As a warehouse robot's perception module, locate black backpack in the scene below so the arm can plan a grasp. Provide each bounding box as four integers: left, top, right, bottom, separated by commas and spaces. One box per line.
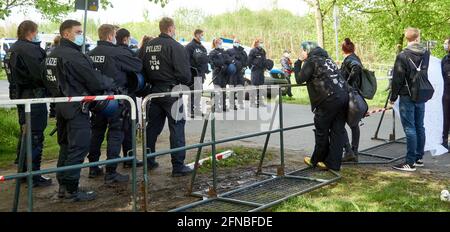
360, 68, 377, 99
405, 53, 434, 103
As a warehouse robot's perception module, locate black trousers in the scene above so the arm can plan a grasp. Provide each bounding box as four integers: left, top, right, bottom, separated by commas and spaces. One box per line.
311, 94, 348, 171
443, 94, 450, 146
16, 103, 48, 173
146, 97, 186, 171
344, 125, 360, 152
55, 103, 90, 193
87, 105, 125, 173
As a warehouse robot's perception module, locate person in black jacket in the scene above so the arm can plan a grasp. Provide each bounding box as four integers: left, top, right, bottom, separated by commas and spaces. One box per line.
340, 38, 363, 162
280, 49, 294, 98
441, 38, 450, 151
44, 20, 114, 201
248, 39, 267, 107
209, 38, 232, 112
3, 20, 51, 187
227, 38, 248, 110
295, 41, 349, 171
185, 29, 209, 117
87, 24, 143, 183
390, 28, 428, 172
139, 17, 193, 177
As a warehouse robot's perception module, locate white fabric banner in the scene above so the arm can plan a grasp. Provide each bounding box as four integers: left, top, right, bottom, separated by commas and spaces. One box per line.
394, 56, 448, 156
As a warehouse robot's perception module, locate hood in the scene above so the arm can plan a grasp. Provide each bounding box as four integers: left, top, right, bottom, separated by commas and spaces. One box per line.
405, 43, 427, 56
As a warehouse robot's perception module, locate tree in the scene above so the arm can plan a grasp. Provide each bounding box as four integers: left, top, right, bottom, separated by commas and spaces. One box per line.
304, 0, 336, 48
0, 0, 169, 21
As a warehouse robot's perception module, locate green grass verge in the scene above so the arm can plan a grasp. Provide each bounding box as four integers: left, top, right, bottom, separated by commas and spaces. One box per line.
0, 108, 59, 169
0, 70, 6, 80
274, 167, 450, 212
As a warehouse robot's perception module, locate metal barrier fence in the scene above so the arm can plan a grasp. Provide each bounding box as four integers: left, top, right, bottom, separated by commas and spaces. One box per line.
0, 95, 138, 212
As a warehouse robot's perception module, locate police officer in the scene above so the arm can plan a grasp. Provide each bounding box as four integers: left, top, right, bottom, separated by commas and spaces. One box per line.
139, 17, 193, 176
209, 38, 232, 112
87, 24, 143, 182
185, 29, 209, 117
442, 38, 450, 150
227, 38, 248, 110
44, 20, 114, 201
295, 41, 349, 172
248, 39, 267, 107
116, 28, 136, 56
3, 20, 51, 187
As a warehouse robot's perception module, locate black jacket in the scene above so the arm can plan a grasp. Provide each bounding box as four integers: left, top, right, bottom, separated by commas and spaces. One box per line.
209, 47, 232, 86
340, 53, 362, 89
295, 47, 348, 112
139, 33, 191, 93
390, 43, 429, 102
88, 41, 142, 92
248, 47, 266, 70
44, 38, 114, 98
3, 39, 46, 99
185, 39, 209, 76
227, 45, 248, 73
117, 43, 137, 57
442, 53, 450, 92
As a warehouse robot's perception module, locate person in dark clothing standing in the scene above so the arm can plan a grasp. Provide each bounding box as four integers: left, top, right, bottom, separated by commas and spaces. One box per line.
3, 20, 51, 187
248, 39, 267, 107
209, 38, 233, 112
441, 38, 450, 151
116, 28, 136, 56
390, 28, 428, 172
280, 49, 294, 98
185, 29, 209, 117
340, 38, 363, 162
44, 20, 114, 201
295, 41, 349, 171
87, 24, 142, 183
227, 38, 248, 110
139, 17, 193, 177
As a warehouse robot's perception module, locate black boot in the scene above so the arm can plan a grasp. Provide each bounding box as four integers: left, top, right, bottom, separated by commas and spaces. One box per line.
88, 166, 104, 179
342, 145, 358, 162
105, 171, 129, 184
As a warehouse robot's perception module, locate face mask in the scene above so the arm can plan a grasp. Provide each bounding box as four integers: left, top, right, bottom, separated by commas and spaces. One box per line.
199, 36, 205, 42
445, 44, 449, 51
74, 34, 85, 46
233, 42, 240, 48
217, 44, 223, 49
32, 34, 41, 43
112, 37, 117, 45
259, 43, 264, 49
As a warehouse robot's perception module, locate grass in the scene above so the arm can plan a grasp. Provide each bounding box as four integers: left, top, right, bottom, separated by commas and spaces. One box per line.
0, 70, 6, 80
0, 108, 59, 169
274, 167, 450, 212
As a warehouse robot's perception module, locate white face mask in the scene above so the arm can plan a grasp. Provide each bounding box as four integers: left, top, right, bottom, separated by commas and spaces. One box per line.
233, 42, 240, 48
217, 43, 223, 49
445, 43, 449, 52
259, 43, 264, 49
112, 37, 117, 45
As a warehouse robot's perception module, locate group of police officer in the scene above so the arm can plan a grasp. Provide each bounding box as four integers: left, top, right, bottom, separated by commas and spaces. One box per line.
4, 17, 206, 202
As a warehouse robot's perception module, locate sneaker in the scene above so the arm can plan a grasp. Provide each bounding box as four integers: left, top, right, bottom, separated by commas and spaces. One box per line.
32, 175, 52, 188
304, 157, 328, 170
88, 167, 104, 179
65, 189, 96, 202
172, 165, 193, 177
58, 185, 66, 199
104, 172, 129, 184
415, 159, 424, 167
392, 163, 416, 172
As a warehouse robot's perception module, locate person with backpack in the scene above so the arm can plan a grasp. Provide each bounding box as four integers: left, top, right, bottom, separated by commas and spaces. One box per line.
340, 38, 363, 162
441, 38, 450, 151
295, 41, 349, 172
390, 28, 433, 172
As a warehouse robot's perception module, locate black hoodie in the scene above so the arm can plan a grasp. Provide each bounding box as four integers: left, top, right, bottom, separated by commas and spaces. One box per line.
295, 47, 348, 112
391, 43, 429, 102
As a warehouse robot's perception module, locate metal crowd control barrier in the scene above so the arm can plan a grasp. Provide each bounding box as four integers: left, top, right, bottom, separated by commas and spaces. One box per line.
140, 84, 339, 212
0, 95, 138, 212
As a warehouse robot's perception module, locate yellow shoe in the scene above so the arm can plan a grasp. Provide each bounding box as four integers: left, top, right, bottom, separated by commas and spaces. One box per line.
304, 157, 313, 167
304, 157, 328, 170
316, 162, 328, 170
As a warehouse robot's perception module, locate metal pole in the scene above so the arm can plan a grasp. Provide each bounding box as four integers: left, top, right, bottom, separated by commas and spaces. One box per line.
209, 92, 217, 197
25, 103, 33, 212
333, 4, 339, 62
372, 91, 391, 141
141, 102, 149, 212
278, 88, 285, 176
12, 125, 27, 212
82, 0, 88, 54
131, 118, 137, 212
257, 100, 279, 173
188, 111, 210, 194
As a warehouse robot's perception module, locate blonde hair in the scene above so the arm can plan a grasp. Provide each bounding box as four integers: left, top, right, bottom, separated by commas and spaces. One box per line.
405, 27, 420, 43
98, 24, 116, 41
252, 38, 263, 48
211, 38, 222, 49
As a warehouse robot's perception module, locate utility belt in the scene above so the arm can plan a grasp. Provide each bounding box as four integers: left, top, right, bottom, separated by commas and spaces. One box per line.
151, 84, 178, 94
18, 87, 46, 99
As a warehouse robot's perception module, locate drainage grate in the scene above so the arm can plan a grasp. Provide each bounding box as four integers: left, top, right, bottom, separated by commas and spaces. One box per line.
178, 199, 257, 212
222, 177, 321, 205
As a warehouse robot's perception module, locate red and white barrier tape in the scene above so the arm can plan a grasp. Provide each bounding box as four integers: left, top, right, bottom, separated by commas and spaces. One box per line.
186, 150, 234, 169
0, 176, 5, 182
365, 107, 393, 117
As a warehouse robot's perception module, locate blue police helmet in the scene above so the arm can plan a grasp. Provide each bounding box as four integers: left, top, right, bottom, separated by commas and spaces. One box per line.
90, 99, 119, 118
226, 63, 237, 75
270, 69, 284, 75
127, 73, 146, 93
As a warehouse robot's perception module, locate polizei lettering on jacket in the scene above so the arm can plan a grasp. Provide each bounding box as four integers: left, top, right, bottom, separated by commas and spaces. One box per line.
90, 55, 105, 63
146, 45, 162, 53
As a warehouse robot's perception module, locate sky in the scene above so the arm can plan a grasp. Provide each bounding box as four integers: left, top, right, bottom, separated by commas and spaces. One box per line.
1, 0, 310, 25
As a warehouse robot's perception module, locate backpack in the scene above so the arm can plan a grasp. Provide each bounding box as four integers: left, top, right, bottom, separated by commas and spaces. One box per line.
405, 53, 434, 103
360, 68, 377, 99
347, 87, 368, 127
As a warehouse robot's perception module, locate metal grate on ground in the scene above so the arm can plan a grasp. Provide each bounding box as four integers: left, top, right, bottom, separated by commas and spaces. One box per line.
171, 167, 340, 212
344, 139, 407, 165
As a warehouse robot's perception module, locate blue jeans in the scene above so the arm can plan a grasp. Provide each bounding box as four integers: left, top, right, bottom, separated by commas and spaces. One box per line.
399, 96, 425, 165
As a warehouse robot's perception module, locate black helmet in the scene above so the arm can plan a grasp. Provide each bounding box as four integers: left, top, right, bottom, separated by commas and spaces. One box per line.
127, 72, 145, 94
265, 59, 274, 70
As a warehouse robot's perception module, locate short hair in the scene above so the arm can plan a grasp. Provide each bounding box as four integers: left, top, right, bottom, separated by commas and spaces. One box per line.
405, 27, 420, 43
59, 20, 82, 36
53, 35, 61, 46
116, 28, 131, 45
159, 17, 175, 33
17, 20, 38, 40
342, 38, 355, 54
301, 41, 319, 54
194, 29, 204, 37
98, 24, 116, 41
